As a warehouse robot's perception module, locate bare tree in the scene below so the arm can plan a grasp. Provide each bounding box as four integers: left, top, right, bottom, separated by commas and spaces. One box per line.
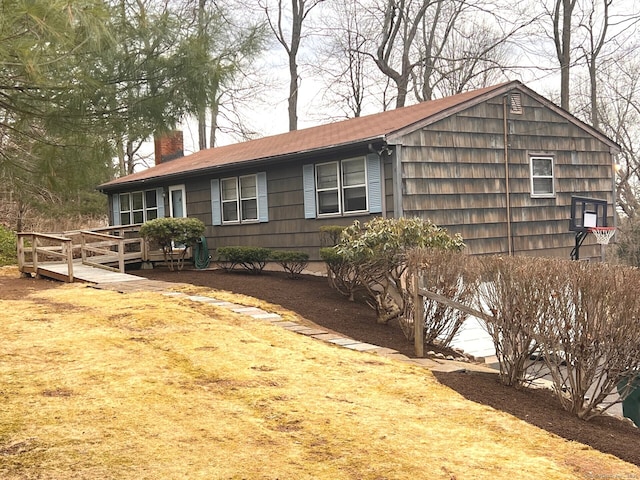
597, 55, 640, 219
315, 0, 373, 118
579, 0, 611, 129
369, 0, 432, 108
261, 0, 325, 131
551, 0, 579, 110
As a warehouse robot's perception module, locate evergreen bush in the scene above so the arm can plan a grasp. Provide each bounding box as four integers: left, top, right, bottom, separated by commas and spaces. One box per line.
0, 225, 17, 266
139, 217, 205, 270
216, 246, 272, 273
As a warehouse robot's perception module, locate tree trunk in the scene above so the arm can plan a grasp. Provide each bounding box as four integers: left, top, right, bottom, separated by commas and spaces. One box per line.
198, 108, 207, 150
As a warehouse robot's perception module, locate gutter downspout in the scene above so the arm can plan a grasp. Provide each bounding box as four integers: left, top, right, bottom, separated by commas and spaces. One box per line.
503, 96, 513, 256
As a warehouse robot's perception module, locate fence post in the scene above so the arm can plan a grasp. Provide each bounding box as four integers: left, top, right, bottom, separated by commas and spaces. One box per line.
65, 239, 74, 282
118, 237, 125, 272
414, 268, 424, 358
32, 235, 39, 276
17, 234, 25, 272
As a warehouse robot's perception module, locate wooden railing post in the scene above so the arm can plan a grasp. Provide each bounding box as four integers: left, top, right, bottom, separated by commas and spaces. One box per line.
118, 237, 125, 273
413, 269, 424, 358
32, 235, 39, 276
64, 239, 74, 282
81, 233, 87, 265
17, 234, 25, 272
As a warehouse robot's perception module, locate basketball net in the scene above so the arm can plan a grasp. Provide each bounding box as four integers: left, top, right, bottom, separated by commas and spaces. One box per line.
589, 227, 616, 245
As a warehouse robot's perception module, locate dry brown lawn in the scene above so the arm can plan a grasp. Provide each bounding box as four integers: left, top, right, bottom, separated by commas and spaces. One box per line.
1, 266, 638, 479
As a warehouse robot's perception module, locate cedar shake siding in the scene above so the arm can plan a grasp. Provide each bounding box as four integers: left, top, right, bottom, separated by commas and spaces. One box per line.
99, 81, 619, 264
395, 93, 615, 258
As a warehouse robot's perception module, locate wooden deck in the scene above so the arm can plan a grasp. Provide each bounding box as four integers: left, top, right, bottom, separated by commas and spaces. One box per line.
39, 261, 145, 284
16, 225, 168, 283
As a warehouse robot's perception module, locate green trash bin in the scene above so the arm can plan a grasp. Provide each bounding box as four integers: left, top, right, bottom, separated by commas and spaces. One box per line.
617, 373, 640, 427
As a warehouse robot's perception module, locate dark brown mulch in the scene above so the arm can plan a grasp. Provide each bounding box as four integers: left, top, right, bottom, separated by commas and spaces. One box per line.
133, 266, 640, 467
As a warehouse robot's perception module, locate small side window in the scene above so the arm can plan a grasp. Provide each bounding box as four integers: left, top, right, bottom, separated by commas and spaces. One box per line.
530, 156, 555, 197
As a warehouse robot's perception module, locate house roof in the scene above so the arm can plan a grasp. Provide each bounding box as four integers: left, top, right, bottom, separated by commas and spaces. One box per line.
99, 80, 619, 191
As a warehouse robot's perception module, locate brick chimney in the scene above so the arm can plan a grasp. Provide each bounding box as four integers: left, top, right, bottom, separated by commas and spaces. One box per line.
154, 130, 184, 165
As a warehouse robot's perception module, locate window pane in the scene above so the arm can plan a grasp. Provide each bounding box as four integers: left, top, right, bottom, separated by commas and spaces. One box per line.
318, 190, 339, 214
316, 163, 338, 189
533, 178, 553, 195
221, 178, 238, 201
120, 213, 130, 225
240, 176, 256, 198
222, 202, 238, 222
532, 158, 552, 176
132, 191, 144, 210
342, 158, 365, 186
119, 194, 130, 212
344, 187, 367, 211
145, 190, 157, 208
241, 199, 258, 220
146, 209, 158, 220
133, 211, 144, 223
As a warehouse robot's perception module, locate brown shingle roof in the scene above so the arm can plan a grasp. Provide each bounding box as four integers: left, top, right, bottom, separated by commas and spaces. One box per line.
100, 81, 518, 190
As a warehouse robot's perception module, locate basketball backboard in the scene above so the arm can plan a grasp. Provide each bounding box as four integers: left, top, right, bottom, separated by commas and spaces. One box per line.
569, 196, 608, 232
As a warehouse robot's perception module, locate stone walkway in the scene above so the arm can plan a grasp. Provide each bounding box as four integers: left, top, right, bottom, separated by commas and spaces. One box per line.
91, 277, 496, 374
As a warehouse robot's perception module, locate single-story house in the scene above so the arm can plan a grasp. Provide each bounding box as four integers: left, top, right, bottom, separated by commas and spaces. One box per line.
98, 80, 619, 264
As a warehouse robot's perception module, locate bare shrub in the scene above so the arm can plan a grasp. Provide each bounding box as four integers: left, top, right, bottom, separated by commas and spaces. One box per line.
403, 249, 478, 346
534, 261, 640, 420
336, 217, 464, 325
476, 256, 552, 388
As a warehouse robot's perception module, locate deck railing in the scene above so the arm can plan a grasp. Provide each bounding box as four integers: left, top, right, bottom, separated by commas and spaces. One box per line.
80, 227, 144, 273
17, 232, 76, 282
17, 224, 146, 281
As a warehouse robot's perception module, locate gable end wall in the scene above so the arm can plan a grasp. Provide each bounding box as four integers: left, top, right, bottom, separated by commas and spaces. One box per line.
398, 92, 615, 259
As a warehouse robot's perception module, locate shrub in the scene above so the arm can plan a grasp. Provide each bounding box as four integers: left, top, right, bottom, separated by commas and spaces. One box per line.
319, 247, 361, 300
475, 255, 552, 388
335, 217, 464, 324
270, 250, 309, 279
533, 261, 640, 420
0, 225, 17, 266
405, 249, 478, 346
319, 225, 345, 246
139, 217, 205, 271
216, 246, 272, 273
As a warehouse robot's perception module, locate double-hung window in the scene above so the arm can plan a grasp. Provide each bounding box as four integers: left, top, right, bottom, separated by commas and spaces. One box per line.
118, 189, 160, 225
220, 175, 259, 223
211, 172, 268, 225
530, 156, 555, 197
315, 157, 367, 216
303, 154, 382, 219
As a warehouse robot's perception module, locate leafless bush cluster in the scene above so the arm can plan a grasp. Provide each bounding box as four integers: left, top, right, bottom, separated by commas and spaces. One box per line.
475, 256, 550, 388
475, 256, 640, 420
404, 249, 477, 345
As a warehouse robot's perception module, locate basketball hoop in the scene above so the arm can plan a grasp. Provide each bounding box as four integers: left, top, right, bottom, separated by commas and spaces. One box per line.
588, 226, 616, 245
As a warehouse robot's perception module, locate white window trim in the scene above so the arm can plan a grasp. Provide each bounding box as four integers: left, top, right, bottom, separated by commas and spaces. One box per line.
315, 157, 368, 217
529, 155, 555, 198
119, 189, 160, 224
169, 184, 187, 218
239, 174, 259, 222
316, 161, 341, 216
342, 157, 369, 214
221, 177, 240, 224
220, 174, 260, 224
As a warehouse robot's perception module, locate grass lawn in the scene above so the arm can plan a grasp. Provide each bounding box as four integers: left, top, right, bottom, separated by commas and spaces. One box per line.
1, 267, 638, 479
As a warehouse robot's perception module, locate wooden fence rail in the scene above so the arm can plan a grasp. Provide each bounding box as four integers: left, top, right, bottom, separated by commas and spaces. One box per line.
17, 224, 147, 282
17, 232, 75, 282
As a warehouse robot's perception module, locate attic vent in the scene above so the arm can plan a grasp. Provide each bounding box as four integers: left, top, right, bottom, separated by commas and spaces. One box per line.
510, 93, 523, 114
